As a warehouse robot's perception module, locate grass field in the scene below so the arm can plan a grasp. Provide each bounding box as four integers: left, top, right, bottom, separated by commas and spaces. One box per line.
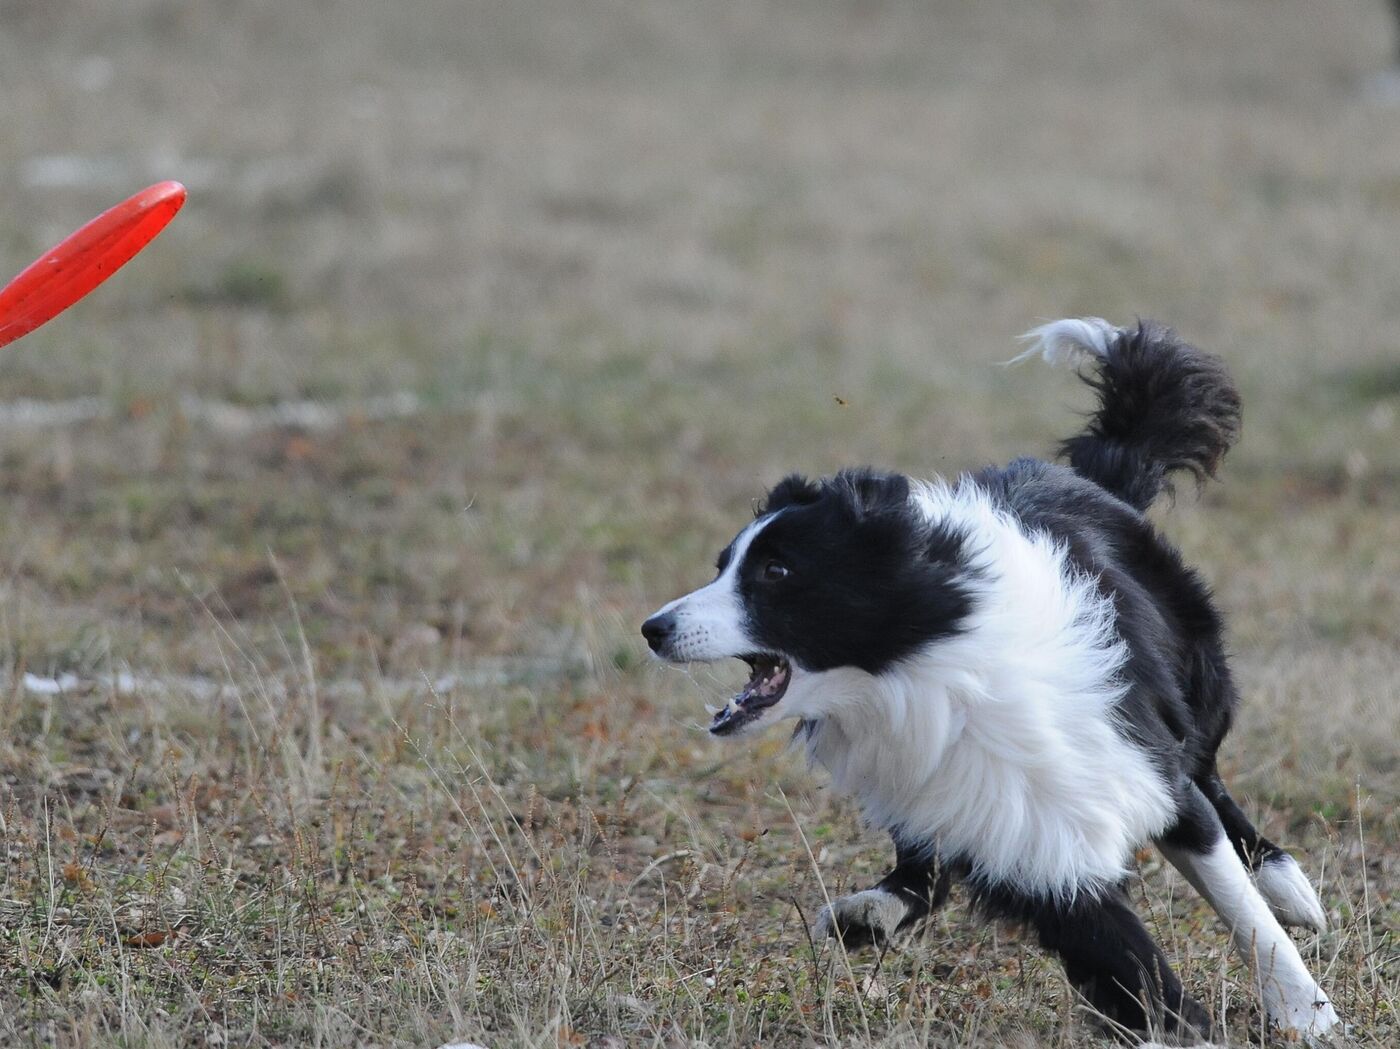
1, 1, 1398, 1045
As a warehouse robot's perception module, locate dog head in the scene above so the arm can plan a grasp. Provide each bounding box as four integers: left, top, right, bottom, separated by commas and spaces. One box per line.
642, 468, 972, 736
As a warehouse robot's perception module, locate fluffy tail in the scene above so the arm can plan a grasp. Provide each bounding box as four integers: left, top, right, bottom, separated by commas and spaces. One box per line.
1014, 317, 1241, 511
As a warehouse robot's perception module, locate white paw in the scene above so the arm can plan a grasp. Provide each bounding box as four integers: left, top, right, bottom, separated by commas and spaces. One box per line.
812, 889, 909, 947
1254, 854, 1327, 932
1267, 992, 1341, 1044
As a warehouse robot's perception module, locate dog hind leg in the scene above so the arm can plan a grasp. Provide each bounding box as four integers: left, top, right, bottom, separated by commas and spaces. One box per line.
1198, 768, 1327, 931
1158, 784, 1338, 1038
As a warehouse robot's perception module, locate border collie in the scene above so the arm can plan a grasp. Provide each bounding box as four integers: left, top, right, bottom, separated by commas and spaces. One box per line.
642, 318, 1339, 1041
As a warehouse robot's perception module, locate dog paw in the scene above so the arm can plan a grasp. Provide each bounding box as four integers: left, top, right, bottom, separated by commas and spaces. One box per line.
812, 889, 909, 949
1268, 994, 1341, 1044
1254, 853, 1327, 932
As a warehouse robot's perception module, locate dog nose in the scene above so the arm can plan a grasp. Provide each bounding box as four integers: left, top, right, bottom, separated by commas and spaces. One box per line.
641, 612, 676, 654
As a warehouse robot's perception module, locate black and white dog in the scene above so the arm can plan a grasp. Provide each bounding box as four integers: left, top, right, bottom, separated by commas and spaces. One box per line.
642, 318, 1339, 1041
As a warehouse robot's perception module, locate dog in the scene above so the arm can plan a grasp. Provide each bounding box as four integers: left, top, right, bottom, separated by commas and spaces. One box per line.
641, 318, 1339, 1041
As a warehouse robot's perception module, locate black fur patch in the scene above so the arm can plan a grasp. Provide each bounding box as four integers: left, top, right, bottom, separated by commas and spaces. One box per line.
738, 468, 972, 674
971, 876, 1213, 1038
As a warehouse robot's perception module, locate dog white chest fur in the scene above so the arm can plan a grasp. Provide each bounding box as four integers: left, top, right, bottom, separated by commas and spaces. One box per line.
795, 481, 1177, 895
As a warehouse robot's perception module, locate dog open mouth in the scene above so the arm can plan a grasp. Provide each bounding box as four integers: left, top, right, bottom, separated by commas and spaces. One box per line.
708, 654, 791, 735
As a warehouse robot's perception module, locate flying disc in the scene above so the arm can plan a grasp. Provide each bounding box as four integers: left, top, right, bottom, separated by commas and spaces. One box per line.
0, 180, 186, 349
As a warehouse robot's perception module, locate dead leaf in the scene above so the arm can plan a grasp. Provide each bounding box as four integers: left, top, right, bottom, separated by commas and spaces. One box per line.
61, 862, 93, 890
125, 929, 174, 948
283, 435, 316, 462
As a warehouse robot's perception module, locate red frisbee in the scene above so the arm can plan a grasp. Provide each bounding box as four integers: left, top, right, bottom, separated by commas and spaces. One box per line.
0, 180, 186, 349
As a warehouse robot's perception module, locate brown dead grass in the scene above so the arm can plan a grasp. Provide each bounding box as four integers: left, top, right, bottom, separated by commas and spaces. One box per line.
0, 1, 1397, 1046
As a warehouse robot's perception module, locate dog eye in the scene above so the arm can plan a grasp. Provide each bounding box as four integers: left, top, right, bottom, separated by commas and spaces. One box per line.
761, 559, 791, 582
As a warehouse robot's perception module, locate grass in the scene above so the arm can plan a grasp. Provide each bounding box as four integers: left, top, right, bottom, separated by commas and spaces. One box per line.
1, 1, 1398, 1045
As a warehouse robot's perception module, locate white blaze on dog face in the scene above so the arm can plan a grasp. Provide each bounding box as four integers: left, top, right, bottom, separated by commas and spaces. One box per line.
647, 515, 769, 662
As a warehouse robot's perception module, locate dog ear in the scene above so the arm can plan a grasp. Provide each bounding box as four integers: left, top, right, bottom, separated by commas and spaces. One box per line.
760, 473, 821, 515
830, 469, 910, 520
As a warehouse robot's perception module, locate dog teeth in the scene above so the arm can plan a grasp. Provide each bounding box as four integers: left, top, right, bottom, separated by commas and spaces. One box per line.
754, 666, 787, 697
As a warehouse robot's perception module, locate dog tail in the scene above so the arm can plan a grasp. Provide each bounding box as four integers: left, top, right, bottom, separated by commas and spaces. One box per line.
1013, 317, 1241, 511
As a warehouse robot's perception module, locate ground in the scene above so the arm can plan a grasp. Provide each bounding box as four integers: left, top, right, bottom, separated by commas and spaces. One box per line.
0, 1, 1397, 1046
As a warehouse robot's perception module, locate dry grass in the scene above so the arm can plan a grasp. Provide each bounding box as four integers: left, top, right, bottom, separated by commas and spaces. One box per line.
0, 1, 1397, 1046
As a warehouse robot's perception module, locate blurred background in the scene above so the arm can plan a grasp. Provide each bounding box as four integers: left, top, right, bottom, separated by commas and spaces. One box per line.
0, 2, 1397, 1047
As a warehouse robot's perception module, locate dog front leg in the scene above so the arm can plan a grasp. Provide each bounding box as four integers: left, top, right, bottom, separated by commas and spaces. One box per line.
813, 839, 950, 949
